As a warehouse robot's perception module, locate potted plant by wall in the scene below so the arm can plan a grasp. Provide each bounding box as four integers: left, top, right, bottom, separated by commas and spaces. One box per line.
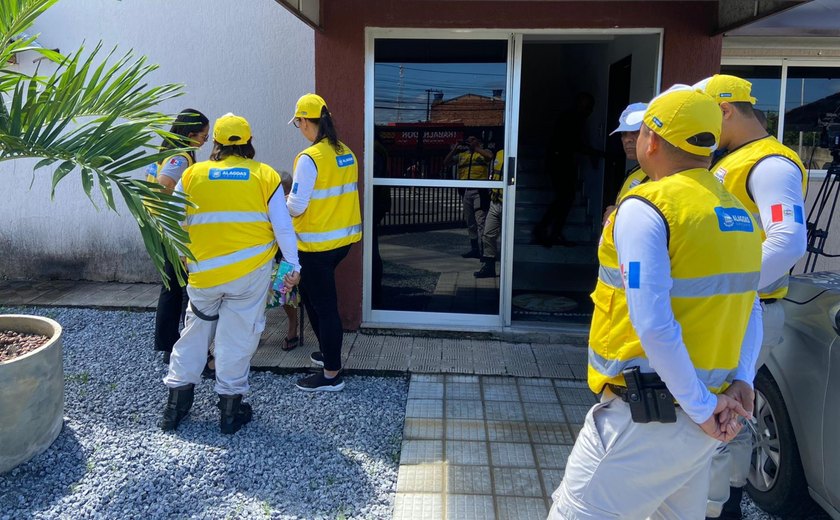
0, 0, 193, 472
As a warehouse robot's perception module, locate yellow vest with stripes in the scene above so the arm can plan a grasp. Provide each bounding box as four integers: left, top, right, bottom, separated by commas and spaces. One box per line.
145, 152, 193, 183
712, 136, 807, 299
490, 149, 504, 202
457, 151, 490, 180
181, 156, 280, 289
615, 165, 649, 204
293, 140, 362, 253
588, 168, 762, 395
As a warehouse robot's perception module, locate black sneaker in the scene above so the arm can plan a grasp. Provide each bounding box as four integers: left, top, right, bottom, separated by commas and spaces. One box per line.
296, 372, 345, 392
310, 351, 325, 367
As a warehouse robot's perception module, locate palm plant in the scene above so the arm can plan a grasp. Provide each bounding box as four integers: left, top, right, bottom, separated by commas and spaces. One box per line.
0, 0, 194, 286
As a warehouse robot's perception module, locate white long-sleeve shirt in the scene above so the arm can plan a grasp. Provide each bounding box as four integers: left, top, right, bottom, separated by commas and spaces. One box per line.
286, 154, 317, 217
614, 197, 762, 424
747, 156, 808, 291
173, 178, 301, 273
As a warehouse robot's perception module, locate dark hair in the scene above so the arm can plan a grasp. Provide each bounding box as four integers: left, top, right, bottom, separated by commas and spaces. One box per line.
731, 101, 756, 117
306, 106, 344, 153
210, 140, 256, 161
161, 109, 209, 159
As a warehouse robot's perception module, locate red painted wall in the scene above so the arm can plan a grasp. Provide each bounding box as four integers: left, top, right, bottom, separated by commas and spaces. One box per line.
315, 1, 722, 329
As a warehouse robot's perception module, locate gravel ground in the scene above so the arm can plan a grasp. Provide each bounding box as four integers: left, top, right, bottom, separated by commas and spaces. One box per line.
0, 307, 407, 520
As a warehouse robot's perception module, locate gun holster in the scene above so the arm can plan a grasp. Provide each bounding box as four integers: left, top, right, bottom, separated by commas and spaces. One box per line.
620, 367, 677, 424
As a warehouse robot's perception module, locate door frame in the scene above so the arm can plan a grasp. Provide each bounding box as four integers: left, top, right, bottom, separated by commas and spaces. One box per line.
362, 27, 664, 330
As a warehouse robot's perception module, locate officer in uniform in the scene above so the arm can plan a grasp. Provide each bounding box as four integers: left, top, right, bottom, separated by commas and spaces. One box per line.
160, 113, 300, 435
697, 75, 808, 520
475, 148, 504, 279
444, 135, 493, 258
602, 102, 649, 224
548, 86, 762, 519
287, 93, 362, 392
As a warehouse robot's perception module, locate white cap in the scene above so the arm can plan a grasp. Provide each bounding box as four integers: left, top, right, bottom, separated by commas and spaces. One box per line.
610, 102, 648, 135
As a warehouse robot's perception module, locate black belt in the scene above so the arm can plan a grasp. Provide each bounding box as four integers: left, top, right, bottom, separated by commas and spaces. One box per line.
760, 298, 778, 304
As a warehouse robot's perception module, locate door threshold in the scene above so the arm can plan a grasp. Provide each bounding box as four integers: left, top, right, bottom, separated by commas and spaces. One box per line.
359, 321, 587, 345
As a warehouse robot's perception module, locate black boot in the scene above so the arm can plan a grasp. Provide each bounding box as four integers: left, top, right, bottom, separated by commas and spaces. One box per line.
159, 384, 194, 431
474, 258, 496, 278
218, 394, 253, 435
461, 239, 481, 259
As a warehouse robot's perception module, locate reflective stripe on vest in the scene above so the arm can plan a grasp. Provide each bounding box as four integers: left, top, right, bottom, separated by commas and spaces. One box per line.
588, 350, 734, 390
598, 266, 759, 296
188, 241, 275, 273
186, 211, 269, 226
311, 182, 358, 200
599, 266, 622, 289
297, 224, 363, 244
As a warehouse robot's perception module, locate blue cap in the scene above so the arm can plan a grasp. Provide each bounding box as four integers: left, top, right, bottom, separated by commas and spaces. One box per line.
610, 102, 648, 135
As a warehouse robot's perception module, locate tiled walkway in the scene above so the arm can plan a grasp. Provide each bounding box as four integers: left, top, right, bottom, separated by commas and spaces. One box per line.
395, 374, 597, 520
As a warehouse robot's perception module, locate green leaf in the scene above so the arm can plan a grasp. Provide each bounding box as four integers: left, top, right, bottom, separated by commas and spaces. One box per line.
50, 160, 75, 199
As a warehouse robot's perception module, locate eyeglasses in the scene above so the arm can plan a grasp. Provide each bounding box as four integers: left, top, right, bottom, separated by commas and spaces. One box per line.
292, 118, 301, 129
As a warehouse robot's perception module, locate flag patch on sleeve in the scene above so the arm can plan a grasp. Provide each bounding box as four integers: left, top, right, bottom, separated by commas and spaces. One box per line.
621, 262, 641, 289
770, 204, 804, 224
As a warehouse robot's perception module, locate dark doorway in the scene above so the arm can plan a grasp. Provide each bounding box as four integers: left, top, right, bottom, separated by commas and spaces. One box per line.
604, 55, 632, 209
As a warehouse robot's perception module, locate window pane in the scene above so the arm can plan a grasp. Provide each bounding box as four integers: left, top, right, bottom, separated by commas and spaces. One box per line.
720, 65, 782, 136
372, 186, 501, 315
784, 66, 840, 170
373, 39, 507, 180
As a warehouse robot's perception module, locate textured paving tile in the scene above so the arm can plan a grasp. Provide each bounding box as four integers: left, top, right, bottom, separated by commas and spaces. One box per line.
534, 444, 573, 469
406, 399, 444, 419
408, 381, 445, 400
403, 418, 444, 440
517, 377, 554, 387
493, 467, 543, 497
490, 442, 536, 468
413, 374, 445, 383
540, 469, 565, 497
446, 465, 492, 494
446, 382, 481, 400
446, 494, 496, 520
562, 404, 591, 424
400, 440, 444, 465
528, 423, 575, 445
555, 385, 598, 405
446, 441, 489, 466
481, 376, 517, 385
496, 496, 548, 520
483, 384, 521, 402
539, 363, 576, 379
523, 402, 566, 423
519, 384, 560, 403
446, 400, 484, 420
397, 463, 445, 493
445, 419, 487, 441
485, 401, 525, 422
393, 493, 443, 520
446, 374, 480, 383
486, 421, 531, 443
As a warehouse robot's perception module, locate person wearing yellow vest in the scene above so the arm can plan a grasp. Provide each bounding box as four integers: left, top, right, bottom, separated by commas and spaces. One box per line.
601, 102, 650, 225
474, 148, 504, 278
146, 109, 209, 365
548, 86, 762, 520
160, 113, 301, 434
696, 74, 808, 520
287, 94, 362, 392
444, 135, 493, 258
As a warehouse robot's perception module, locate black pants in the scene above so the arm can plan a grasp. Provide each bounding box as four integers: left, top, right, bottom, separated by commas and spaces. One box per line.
153, 257, 187, 353
299, 244, 351, 371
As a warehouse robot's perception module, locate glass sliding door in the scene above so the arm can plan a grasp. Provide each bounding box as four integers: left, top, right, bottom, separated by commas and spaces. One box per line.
365, 35, 513, 327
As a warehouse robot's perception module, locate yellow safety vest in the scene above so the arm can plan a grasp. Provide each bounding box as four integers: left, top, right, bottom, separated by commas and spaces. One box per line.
292, 140, 362, 253
181, 156, 280, 289
615, 165, 649, 204
712, 136, 807, 299
588, 168, 762, 395
457, 151, 490, 180
490, 149, 504, 203
145, 152, 193, 184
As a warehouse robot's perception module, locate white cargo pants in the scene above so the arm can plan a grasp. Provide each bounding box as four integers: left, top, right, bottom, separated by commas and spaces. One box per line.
548, 391, 721, 520
706, 300, 784, 517
163, 261, 272, 396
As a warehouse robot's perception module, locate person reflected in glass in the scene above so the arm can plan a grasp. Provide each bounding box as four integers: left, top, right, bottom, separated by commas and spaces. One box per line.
443, 135, 493, 258
475, 148, 504, 278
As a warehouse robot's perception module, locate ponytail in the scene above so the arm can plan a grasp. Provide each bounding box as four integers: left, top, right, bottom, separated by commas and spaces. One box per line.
308, 106, 343, 153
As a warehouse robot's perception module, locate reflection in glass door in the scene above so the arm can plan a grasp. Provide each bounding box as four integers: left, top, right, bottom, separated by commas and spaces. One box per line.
367, 37, 510, 325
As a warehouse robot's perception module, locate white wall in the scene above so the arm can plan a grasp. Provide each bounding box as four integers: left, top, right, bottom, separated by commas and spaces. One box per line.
1, 0, 314, 282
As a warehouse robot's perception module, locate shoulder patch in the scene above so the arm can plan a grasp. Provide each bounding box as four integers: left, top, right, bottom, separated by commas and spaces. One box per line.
714, 206, 754, 232
209, 167, 250, 181
336, 154, 355, 168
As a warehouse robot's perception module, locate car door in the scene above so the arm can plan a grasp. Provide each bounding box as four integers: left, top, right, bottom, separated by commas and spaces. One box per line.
823, 332, 840, 513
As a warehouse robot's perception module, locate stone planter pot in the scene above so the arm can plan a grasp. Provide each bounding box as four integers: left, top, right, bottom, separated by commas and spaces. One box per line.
0, 314, 64, 474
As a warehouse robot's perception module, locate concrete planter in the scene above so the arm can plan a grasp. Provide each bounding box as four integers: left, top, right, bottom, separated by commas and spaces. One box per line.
0, 315, 64, 474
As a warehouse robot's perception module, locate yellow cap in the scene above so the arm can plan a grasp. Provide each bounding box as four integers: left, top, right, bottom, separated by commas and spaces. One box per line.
695, 74, 757, 105
643, 85, 722, 157
290, 93, 328, 124
213, 113, 252, 145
